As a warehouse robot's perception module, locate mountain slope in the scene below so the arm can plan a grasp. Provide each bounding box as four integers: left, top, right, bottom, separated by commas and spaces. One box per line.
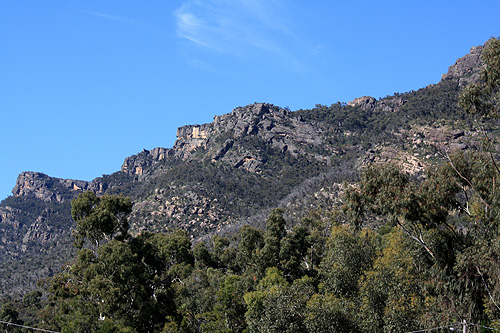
0, 42, 489, 299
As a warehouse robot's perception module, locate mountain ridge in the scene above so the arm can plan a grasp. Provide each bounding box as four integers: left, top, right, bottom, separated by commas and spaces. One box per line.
0, 41, 489, 298
8, 42, 486, 202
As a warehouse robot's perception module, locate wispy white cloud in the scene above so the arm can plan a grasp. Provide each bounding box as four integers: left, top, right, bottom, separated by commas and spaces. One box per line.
79, 9, 138, 25
173, 0, 315, 72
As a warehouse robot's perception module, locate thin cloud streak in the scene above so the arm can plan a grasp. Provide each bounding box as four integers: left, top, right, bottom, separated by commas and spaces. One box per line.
79, 9, 139, 25
175, 10, 219, 50
173, 0, 315, 73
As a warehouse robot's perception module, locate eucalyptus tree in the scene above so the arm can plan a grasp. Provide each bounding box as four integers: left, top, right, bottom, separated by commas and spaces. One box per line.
71, 191, 133, 250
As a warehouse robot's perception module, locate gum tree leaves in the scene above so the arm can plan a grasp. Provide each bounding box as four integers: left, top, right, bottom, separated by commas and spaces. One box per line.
71, 191, 133, 248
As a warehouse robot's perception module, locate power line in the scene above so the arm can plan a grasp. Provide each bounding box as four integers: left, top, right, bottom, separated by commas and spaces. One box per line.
469, 323, 494, 330
406, 323, 461, 332
406, 321, 495, 333
0, 320, 60, 333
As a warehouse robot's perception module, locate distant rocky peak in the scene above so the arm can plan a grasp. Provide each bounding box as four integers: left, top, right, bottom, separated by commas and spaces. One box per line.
174, 103, 288, 144
347, 96, 377, 110
13, 172, 85, 202
120, 102, 323, 178
441, 44, 484, 85
12, 171, 106, 202
232, 103, 286, 117
212, 103, 288, 126
121, 147, 172, 177
347, 95, 406, 112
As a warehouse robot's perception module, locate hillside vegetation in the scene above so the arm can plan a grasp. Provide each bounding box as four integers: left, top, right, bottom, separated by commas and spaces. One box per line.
0, 37, 499, 332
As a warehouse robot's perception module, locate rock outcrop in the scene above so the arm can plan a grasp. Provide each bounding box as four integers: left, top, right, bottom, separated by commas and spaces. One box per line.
13, 172, 87, 202
347, 96, 377, 110
121, 148, 172, 178
347, 95, 406, 112
121, 103, 327, 177
12, 171, 107, 202
441, 44, 484, 86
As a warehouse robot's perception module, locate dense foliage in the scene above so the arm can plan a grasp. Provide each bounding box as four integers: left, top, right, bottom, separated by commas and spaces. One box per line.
18, 181, 500, 332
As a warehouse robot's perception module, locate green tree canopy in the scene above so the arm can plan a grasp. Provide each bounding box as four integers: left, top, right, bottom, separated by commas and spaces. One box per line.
71, 191, 133, 249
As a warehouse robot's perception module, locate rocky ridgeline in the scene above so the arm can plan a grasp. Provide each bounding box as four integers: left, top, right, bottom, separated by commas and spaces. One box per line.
441, 44, 484, 86
122, 103, 326, 178
119, 102, 333, 236
120, 147, 172, 179
347, 95, 407, 112
9, 42, 488, 204
6, 40, 488, 236
0, 172, 95, 251
0, 40, 493, 298
6, 102, 331, 244
347, 43, 485, 113
0, 172, 105, 258
11, 171, 107, 203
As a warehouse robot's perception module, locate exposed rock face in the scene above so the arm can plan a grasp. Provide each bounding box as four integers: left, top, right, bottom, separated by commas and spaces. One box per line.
441, 45, 484, 86
361, 146, 426, 176
360, 124, 479, 176
347, 96, 406, 112
347, 96, 377, 110
22, 216, 55, 248
12, 171, 107, 202
130, 188, 226, 235
121, 148, 172, 177
117, 103, 334, 236
0, 206, 21, 228
13, 172, 87, 202
121, 103, 326, 178
209, 103, 323, 158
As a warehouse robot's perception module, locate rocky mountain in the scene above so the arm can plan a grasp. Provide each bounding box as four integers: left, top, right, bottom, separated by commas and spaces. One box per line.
0, 42, 493, 299
441, 44, 484, 85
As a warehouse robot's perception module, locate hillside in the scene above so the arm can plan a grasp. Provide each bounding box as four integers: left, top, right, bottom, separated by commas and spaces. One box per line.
0, 41, 490, 299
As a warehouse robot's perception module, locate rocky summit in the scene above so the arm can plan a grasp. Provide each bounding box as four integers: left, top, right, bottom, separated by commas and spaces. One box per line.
0, 41, 493, 298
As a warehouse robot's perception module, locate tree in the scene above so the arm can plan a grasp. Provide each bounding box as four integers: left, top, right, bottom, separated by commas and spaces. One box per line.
244, 272, 315, 333
236, 225, 264, 274
243, 267, 288, 332
211, 234, 239, 270
203, 274, 248, 332
0, 303, 24, 332
358, 229, 425, 332
319, 225, 378, 298
173, 268, 224, 332
450, 36, 500, 326
257, 276, 314, 333
71, 191, 133, 249
344, 164, 459, 260
339, 39, 500, 329
44, 194, 196, 332
279, 225, 311, 280
305, 293, 360, 333
259, 208, 286, 271
193, 241, 216, 268
339, 40, 500, 327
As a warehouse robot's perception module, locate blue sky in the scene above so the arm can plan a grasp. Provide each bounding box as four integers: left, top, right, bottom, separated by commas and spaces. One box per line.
1, 1, 499, 201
